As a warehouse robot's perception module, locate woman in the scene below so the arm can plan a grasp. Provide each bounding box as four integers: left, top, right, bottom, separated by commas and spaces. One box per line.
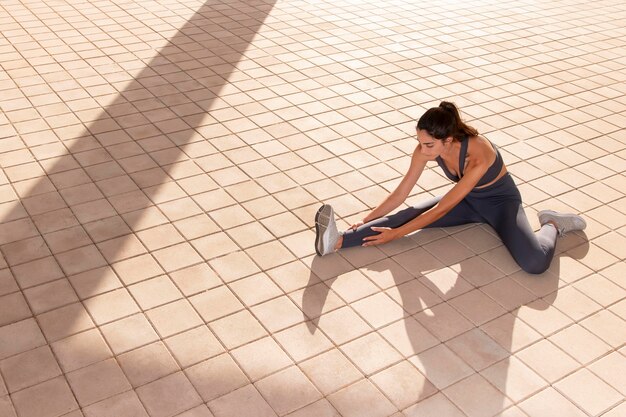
314, 101, 586, 274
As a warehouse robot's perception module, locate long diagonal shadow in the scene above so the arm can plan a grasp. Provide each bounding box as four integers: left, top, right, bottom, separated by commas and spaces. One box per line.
1, 0, 275, 409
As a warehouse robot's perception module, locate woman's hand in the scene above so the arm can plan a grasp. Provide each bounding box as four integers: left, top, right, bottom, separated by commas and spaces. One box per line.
362, 227, 400, 246
350, 220, 365, 230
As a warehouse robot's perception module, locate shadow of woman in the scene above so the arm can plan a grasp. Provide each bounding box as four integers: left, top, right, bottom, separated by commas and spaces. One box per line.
302, 227, 590, 415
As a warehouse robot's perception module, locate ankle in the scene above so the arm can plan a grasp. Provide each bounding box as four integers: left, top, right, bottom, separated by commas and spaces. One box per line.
543, 220, 558, 231
334, 235, 343, 250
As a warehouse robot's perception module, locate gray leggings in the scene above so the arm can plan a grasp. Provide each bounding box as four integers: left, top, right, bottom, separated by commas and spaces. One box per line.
341, 174, 557, 274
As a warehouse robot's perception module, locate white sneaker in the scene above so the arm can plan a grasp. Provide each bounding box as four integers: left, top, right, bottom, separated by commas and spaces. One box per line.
538, 210, 586, 236
315, 204, 340, 256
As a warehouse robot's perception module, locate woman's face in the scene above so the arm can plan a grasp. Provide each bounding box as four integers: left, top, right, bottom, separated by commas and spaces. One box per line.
417, 129, 448, 159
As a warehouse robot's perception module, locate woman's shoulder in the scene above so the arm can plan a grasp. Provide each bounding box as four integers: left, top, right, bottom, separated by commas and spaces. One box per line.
467, 135, 494, 151
466, 135, 496, 163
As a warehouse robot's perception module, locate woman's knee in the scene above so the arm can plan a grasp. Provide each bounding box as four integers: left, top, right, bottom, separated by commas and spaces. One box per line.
517, 254, 551, 275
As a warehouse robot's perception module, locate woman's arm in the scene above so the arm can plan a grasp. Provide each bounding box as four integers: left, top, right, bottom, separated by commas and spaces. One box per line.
358, 146, 428, 225
363, 139, 492, 245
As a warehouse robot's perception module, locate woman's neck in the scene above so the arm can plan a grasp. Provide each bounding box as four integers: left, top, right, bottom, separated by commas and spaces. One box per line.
440, 139, 461, 162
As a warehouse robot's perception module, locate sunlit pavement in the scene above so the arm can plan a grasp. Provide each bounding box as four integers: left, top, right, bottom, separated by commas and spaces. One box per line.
0, 0, 625, 416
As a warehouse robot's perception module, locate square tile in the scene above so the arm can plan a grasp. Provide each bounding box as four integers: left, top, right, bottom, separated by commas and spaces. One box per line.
515, 299, 572, 336
11, 256, 65, 289
209, 251, 260, 282
137, 223, 184, 251
185, 354, 248, 402
97, 234, 147, 264
481, 278, 537, 311
274, 322, 334, 362
190, 232, 239, 260
83, 288, 139, 325
174, 214, 219, 240
410, 343, 474, 390
67, 266, 123, 299
580, 309, 626, 348
169, 263, 222, 297
82, 391, 148, 417
299, 349, 363, 396
449, 289, 507, 326
549, 324, 611, 364
189, 286, 243, 323
24, 279, 78, 315
480, 313, 542, 353
250, 296, 303, 333
111, 254, 164, 285
66, 358, 131, 407
316, 306, 371, 345
290, 282, 345, 321
136, 372, 203, 417
554, 368, 622, 416
37, 302, 95, 342
255, 366, 322, 415
146, 299, 203, 338
227, 222, 274, 249
11, 376, 78, 417
208, 384, 276, 417
481, 357, 547, 403
209, 310, 267, 350
246, 241, 296, 270
100, 313, 160, 355
118, 342, 180, 387
284, 399, 342, 417
414, 302, 474, 342
403, 392, 465, 417
325, 270, 379, 304
164, 326, 224, 369
231, 337, 292, 381
444, 373, 512, 417
0, 318, 46, 360
153, 242, 203, 273
588, 351, 626, 395
128, 275, 183, 310
51, 329, 112, 372
370, 361, 436, 409
0, 346, 62, 393
340, 332, 402, 375
573, 273, 625, 306
2, 236, 51, 266
518, 387, 590, 417
229, 273, 282, 306
378, 317, 439, 357
0, 292, 31, 326
385, 279, 443, 314
55, 245, 107, 276
327, 379, 396, 417
174, 405, 214, 417
346, 298, 405, 341
446, 328, 509, 371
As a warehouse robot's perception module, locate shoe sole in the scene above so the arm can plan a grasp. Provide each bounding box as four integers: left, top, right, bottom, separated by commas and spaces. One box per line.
314, 204, 331, 256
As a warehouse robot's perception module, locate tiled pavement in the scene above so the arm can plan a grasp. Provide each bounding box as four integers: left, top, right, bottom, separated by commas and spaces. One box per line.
0, 0, 625, 416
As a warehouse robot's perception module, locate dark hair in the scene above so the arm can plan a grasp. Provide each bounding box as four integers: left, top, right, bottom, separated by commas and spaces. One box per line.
416, 101, 478, 141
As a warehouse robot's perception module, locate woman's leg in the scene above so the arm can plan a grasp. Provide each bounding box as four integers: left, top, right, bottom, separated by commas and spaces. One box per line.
472, 176, 558, 274
488, 201, 557, 274
341, 195, 483, 248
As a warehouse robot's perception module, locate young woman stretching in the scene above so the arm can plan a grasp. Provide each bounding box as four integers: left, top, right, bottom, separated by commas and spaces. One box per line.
314, 102, 586, 274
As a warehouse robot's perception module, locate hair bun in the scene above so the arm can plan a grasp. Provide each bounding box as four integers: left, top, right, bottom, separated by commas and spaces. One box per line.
439, 101, 456, 113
